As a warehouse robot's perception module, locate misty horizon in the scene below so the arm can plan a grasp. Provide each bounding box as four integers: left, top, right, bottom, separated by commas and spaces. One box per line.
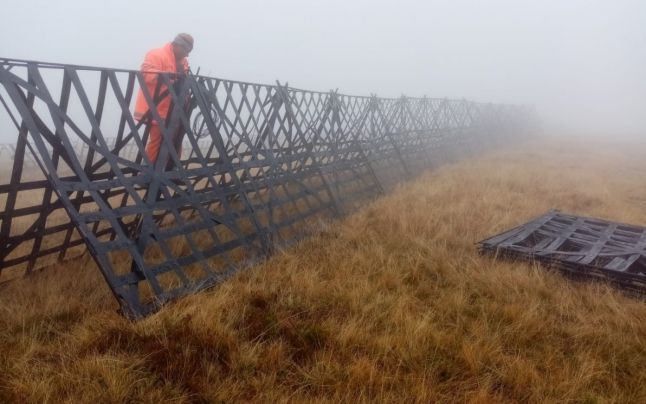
1, 0, 645, 137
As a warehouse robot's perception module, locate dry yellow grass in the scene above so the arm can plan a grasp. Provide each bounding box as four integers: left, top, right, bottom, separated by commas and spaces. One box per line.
1, 135, 645, 403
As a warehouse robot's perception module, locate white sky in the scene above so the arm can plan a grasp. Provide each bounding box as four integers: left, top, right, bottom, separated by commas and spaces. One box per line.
1, 0, 645, 135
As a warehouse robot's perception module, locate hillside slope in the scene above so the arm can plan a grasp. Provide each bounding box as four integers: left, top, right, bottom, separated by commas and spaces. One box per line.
1, 136, 645, 403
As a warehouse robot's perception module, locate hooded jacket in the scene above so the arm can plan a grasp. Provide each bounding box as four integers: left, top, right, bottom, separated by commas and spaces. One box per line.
133, 43, 190, 123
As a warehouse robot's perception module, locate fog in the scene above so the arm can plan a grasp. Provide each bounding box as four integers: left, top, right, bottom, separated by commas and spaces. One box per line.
1, 0, 645, 137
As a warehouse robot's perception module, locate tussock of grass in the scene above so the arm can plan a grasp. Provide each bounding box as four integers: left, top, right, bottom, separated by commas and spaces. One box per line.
1, 136, 645, 402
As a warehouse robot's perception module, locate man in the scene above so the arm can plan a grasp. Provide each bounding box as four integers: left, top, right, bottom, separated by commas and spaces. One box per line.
134, 33, 194, 164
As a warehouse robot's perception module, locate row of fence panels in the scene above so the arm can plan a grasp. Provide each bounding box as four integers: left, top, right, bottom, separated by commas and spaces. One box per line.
0, 58, 535, 317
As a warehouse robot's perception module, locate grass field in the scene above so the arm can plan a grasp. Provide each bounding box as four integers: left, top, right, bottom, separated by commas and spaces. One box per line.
1, 135, 645, 403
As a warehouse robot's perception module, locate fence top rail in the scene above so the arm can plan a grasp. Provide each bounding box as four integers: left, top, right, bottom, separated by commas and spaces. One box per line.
0, 56, 527, 108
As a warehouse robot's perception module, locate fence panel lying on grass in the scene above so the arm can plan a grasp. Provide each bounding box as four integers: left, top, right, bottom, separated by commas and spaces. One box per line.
479, 210, 646, 295
0, 58, 534, 317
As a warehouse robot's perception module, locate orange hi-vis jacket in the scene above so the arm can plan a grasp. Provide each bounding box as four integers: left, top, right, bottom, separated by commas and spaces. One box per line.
133, 42, 190, 123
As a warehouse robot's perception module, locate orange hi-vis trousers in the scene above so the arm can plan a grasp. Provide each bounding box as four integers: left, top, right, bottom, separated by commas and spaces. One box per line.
145, 124, 183, 164
145, 124, 163, 163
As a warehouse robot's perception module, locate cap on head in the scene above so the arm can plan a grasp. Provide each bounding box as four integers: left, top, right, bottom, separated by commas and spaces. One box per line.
172, 33, 194, 52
